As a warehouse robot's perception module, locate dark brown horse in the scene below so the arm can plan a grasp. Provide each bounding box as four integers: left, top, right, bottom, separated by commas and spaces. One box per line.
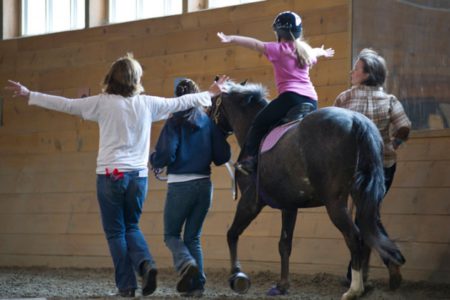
210, 81, 405, 300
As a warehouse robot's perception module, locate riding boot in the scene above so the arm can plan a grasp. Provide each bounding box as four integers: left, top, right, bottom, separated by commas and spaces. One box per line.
235, 156, 257, 175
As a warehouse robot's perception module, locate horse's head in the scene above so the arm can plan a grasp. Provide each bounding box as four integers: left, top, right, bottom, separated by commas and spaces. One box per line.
209, 79, 269, 146
210, 93, 234, 136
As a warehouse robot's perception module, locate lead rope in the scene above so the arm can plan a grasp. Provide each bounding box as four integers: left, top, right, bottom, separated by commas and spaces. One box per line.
152, 168, 167, 181
211, 94, 237, 200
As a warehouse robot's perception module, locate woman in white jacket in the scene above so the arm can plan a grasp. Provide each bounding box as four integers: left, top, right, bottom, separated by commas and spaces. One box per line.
5, 53, 227, 297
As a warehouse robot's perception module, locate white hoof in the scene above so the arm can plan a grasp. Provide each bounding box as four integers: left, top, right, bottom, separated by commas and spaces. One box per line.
341, 288, 363, 300
341, 269, 364, 300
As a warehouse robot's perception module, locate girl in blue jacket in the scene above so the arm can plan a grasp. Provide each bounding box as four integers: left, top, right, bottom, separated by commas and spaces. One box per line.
150, 79, 231, 297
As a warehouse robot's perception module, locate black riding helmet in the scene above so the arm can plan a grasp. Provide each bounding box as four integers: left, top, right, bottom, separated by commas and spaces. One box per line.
272, 11, 302, 40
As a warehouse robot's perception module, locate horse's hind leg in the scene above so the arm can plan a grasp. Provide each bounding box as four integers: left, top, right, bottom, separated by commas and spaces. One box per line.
325, 198, 365, 300
375, 217, 404, 289
267, 209, 298, 296
227, 189, 264, 293
355, 205, 404, 289
352, 217, 372, 283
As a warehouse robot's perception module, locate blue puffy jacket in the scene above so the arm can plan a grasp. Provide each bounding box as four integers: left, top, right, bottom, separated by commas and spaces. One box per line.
150, 108, 231, 175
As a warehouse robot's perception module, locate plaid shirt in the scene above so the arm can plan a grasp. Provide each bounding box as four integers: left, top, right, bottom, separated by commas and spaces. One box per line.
334, 85, 411, 167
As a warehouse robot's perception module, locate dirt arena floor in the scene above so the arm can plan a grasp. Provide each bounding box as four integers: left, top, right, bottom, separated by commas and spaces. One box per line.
1, 267, 449, 300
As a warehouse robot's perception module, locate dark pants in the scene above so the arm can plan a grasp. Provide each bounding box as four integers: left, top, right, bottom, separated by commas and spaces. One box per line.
244, 92, 317, 157
347, 163, 397, 279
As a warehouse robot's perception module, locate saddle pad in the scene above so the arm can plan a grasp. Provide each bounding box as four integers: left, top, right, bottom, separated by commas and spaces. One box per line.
260, 121, 298, 153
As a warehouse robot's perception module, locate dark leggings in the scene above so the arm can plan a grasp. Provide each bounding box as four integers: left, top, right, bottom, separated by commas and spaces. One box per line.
244, 92, 317, 157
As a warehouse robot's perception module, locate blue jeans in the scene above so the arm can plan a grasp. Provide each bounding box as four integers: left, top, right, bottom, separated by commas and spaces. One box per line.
97, 171, 155, 291
164, 178, 212, 290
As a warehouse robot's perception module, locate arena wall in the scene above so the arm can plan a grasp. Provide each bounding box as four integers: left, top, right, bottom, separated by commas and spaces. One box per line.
0, 0, 448, 283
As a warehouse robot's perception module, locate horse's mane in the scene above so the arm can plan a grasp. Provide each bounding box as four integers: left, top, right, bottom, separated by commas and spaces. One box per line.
224, 81, 269, 106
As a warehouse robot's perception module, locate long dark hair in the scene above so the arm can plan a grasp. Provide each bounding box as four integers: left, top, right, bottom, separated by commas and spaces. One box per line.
172, 78, 202, 128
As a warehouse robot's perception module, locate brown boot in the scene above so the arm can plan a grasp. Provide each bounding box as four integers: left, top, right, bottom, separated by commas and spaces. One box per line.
388, 262, 402, 290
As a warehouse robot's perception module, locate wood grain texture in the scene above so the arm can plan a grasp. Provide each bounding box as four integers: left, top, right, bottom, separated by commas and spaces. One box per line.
0, 0, 448, 283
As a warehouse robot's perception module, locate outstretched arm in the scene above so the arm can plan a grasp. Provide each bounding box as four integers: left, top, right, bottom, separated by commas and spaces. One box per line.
217, 32, 265, 53
5, 80, 100, 120
312, 45, 335, 58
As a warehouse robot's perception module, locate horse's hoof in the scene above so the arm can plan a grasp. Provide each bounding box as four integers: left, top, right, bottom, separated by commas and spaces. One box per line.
388, 263, 402, 290
341, 292, 357, 300
229, 272, 251, 294
341, 288, 363, 300
267, 285, 288, 296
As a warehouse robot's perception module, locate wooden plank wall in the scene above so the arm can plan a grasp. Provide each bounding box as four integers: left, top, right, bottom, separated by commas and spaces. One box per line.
383, 130, 450, 283
0, 0, 350, 270
1, 0, 448, 284
349, 0, 450, 283
352, 0, 450, 131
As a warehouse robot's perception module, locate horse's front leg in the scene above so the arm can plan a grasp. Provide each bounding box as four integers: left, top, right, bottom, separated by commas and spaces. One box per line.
227, 188, 264, 293
267, 208, 298, 296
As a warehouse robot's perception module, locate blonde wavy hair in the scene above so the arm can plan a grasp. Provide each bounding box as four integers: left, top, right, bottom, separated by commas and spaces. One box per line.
102, 53, 144, 97
290, 32, 314, 68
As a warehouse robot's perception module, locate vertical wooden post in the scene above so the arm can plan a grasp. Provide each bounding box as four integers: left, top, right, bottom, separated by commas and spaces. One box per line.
188, 0, 208, 12
1, 0, 20, 39
183, 0, 188, 13
86, 0, 108, 28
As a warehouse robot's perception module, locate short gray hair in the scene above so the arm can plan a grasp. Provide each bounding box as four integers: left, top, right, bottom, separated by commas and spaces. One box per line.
357, 48, 387, 87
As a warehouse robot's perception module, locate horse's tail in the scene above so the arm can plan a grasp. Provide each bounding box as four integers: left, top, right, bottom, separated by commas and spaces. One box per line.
351, 113, 405, 266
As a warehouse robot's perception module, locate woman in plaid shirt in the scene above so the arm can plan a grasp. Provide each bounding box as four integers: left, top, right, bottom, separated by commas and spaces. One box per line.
334, 48, 411, 290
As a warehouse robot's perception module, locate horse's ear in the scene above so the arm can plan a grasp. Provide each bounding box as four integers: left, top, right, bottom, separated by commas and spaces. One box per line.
240, 79, 248, 86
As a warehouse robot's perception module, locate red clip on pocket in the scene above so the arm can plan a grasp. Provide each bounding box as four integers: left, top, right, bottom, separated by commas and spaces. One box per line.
105, 168, 124, 181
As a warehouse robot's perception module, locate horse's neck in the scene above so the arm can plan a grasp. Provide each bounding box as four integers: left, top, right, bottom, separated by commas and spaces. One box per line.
233, 108, 264, 149
234, 123, 252, 149
226, 90, 267, 149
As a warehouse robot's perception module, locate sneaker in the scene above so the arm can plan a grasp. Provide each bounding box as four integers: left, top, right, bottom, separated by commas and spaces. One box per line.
177, 262, 199, 293
140, 260, 158, 296
108, 289, 135, 297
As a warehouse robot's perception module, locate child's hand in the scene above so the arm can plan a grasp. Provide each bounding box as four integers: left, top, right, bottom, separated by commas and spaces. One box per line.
217, 32, 233, 43
208, 75, 229, 97
5, 80, 31, 99
321, 45, 335, 58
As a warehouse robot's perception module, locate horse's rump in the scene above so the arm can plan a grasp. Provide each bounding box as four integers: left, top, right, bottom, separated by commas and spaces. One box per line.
258, 107, 359, 209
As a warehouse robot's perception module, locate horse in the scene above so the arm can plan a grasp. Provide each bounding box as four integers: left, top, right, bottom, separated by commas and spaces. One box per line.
210, 81, 405, 300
